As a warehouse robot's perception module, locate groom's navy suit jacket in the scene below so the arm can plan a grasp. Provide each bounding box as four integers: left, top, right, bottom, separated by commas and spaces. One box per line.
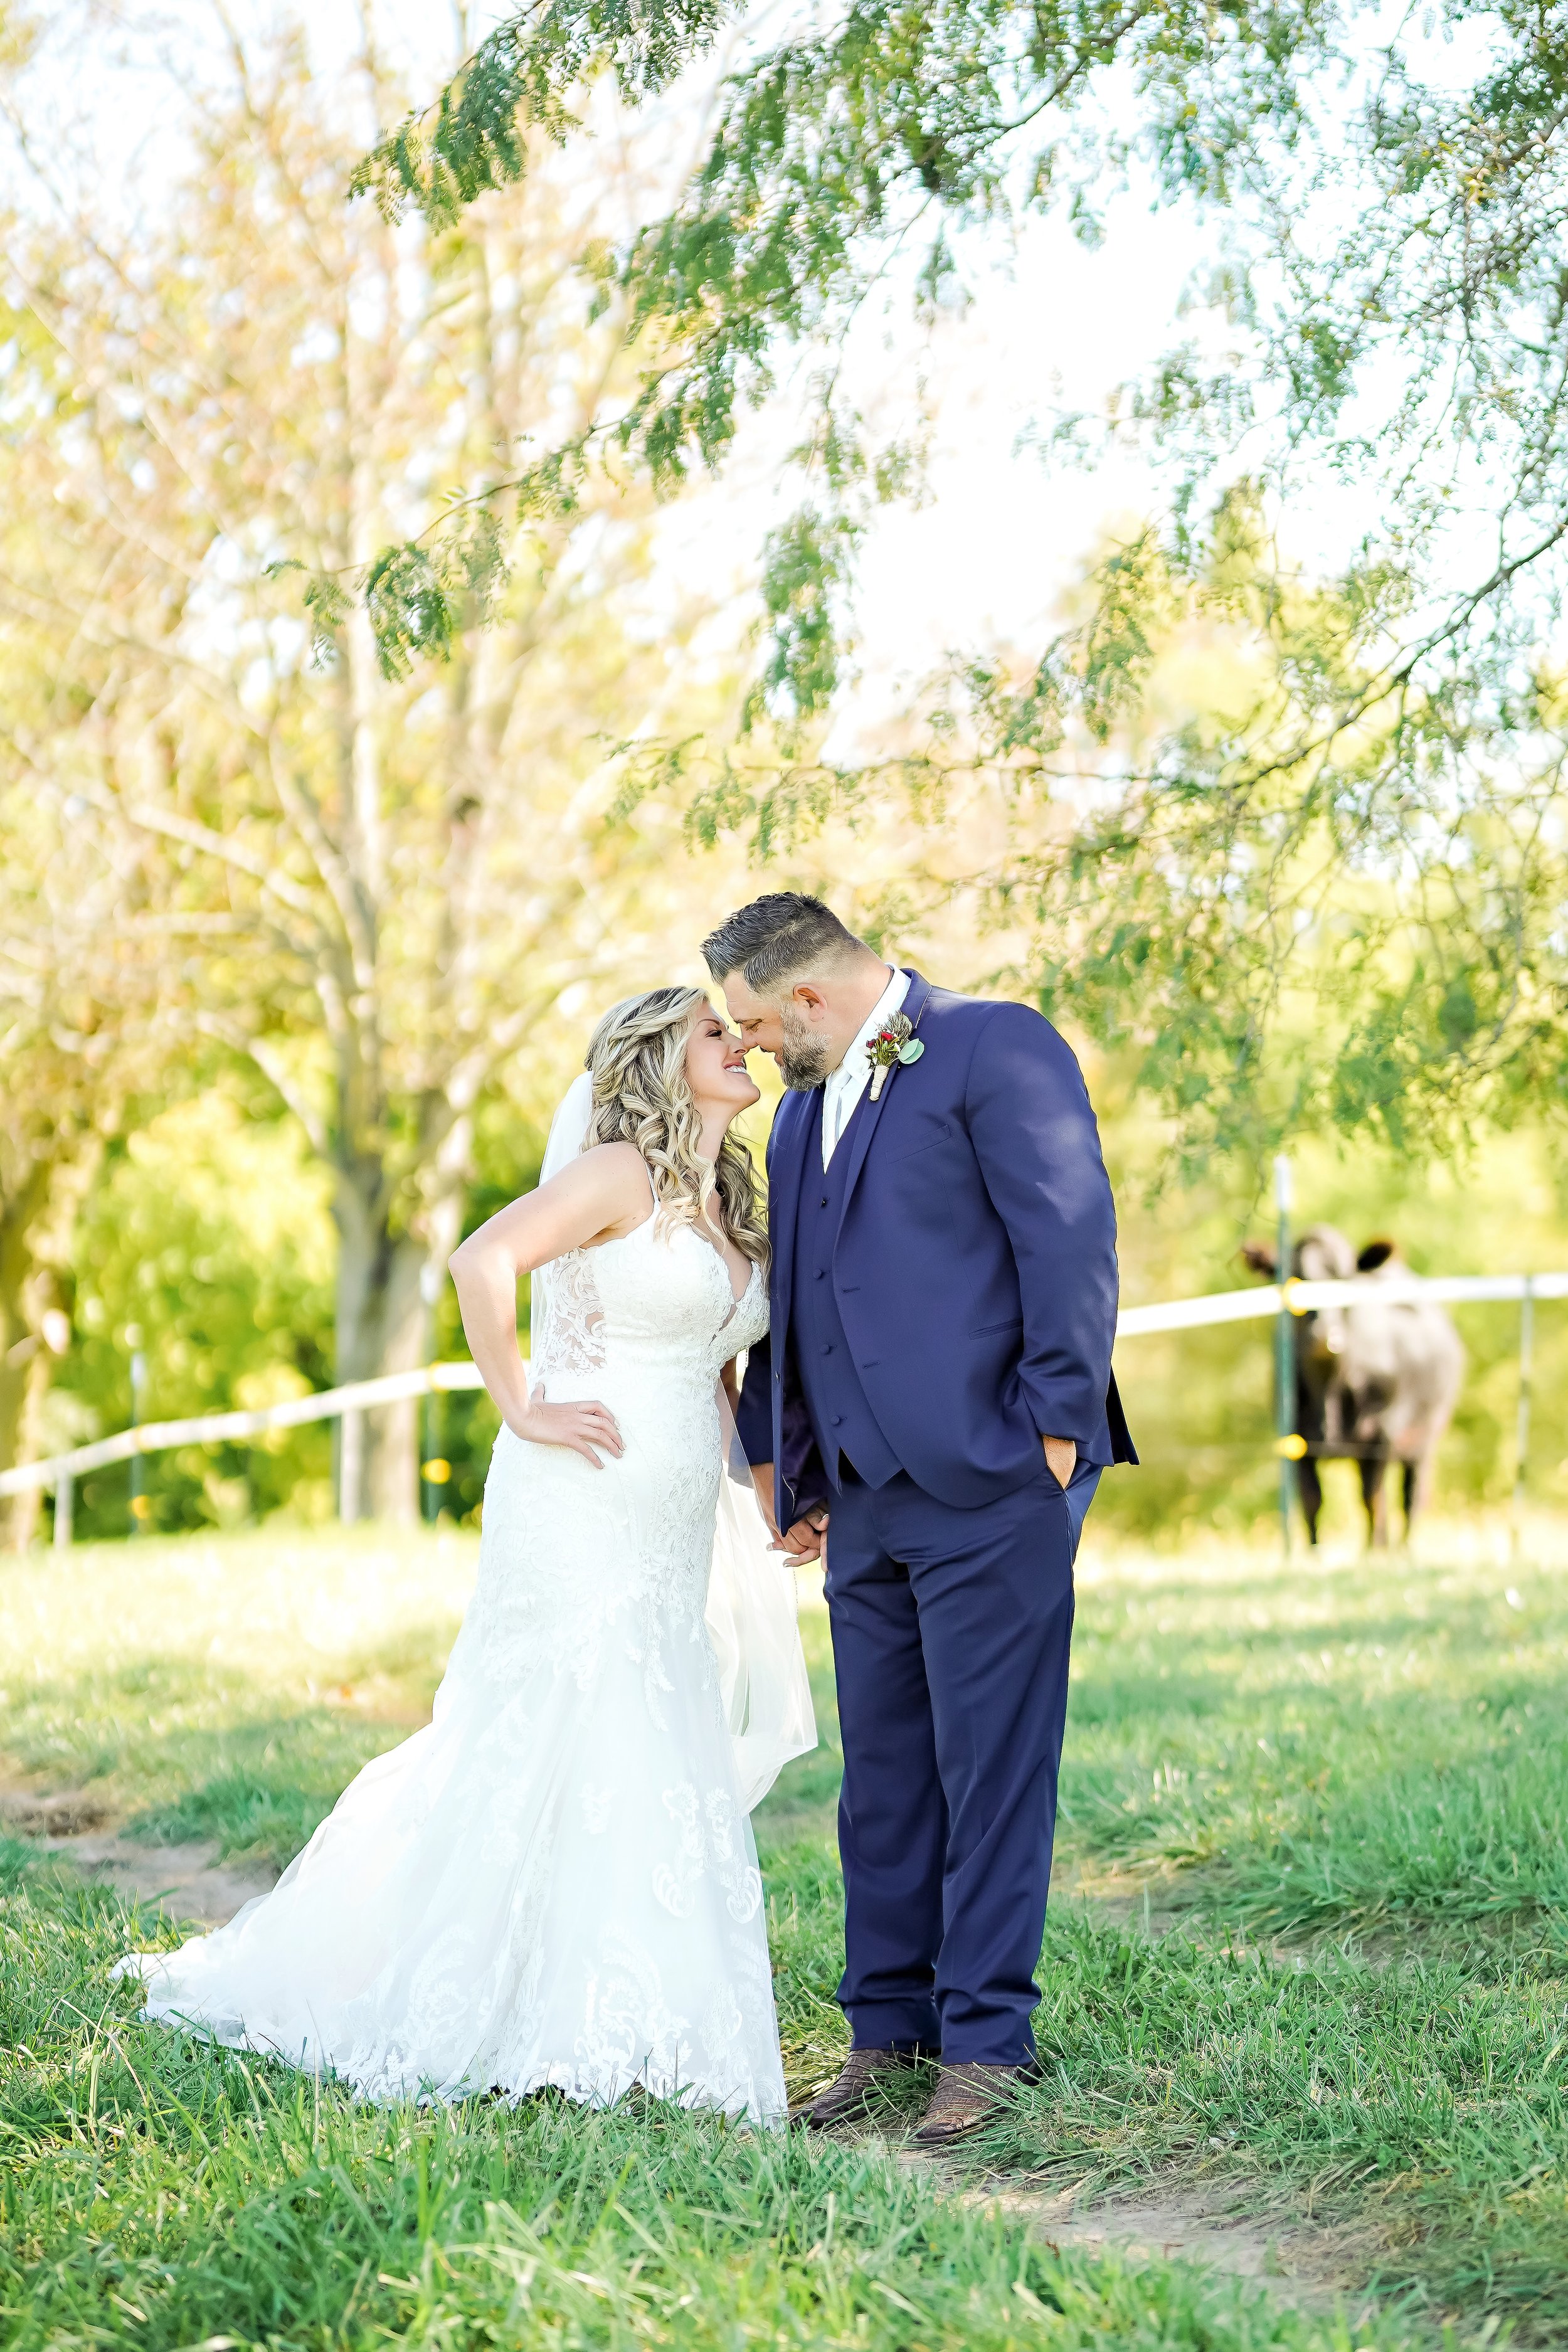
736, 971, 1135, 1522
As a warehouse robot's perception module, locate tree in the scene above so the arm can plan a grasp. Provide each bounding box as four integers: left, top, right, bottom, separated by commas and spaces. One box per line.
349, 0, 1568, 1165
0, 980, 93, 1551
0, 13, 736, 1520
0, 780, 176, 1545
0, 207, 196, 1542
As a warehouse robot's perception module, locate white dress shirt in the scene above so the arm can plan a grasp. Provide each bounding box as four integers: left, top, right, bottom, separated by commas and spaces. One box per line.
821, 966, 911, 1167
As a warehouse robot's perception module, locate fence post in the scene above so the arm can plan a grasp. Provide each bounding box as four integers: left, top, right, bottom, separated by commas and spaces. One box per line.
1511, 1274, 1535, 1564
339, 1408, 364, 1524
128, 1342, 147, 1536
1274, 1155, 1294, 1559
420, 1263, 442, 1526
53, 1470, 73, 1550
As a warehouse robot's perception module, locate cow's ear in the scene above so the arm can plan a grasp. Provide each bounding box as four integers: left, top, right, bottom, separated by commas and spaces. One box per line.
1239, 1241, 1278, 1278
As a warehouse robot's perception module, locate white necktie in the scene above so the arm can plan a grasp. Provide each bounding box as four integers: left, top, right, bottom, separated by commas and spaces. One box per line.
823, 1079, 844, 1164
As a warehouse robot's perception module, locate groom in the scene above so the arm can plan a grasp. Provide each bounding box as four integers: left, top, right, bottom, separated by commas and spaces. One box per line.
707, 894, 1135, 2145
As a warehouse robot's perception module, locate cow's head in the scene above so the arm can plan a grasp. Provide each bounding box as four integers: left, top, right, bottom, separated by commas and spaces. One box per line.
1295, 1226, 1356, 1361
1337, 1242, 1406, 1436
1241, 1225, 1355, 1362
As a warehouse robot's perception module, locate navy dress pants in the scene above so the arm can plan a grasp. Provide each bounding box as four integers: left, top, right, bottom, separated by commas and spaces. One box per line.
824, 1457, 1098, 2066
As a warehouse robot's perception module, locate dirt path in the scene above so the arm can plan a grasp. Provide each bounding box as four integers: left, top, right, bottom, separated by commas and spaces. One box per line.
961, 2176, 1377, 2319
886, 1895, 1391, 2323
894, 2143, 1386, 2321
1, 1790, 275, 1926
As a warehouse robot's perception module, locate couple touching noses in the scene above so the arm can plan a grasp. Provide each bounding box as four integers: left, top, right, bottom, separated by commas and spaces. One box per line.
116, 889, 1131, 2146
703, 894, 1134, 2146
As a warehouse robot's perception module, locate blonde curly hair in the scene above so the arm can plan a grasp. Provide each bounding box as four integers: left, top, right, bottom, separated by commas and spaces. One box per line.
583, 986, 768, 1267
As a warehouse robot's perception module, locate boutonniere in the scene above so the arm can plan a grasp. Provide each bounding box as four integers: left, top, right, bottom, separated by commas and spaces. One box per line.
866, 1010, 926, 1100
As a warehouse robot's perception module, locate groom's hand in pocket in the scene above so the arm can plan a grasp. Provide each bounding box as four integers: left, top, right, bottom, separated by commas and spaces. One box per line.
1043, 1434, 1077, 1490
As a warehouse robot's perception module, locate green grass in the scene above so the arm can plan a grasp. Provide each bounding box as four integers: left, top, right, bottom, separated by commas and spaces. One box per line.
0, 1527, 468, 1866
1014, 1919, 1568, 2323
3, 1518, 1567, 2344
1057, 1533, 1568, 1942
0, 1857, 1377, 2352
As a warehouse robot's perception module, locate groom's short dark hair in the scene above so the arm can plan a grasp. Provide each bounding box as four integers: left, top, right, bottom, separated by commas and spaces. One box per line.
702, 893, 869, 995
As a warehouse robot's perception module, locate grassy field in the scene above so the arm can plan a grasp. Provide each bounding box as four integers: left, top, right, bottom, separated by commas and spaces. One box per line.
2, 1514, 1566, 2348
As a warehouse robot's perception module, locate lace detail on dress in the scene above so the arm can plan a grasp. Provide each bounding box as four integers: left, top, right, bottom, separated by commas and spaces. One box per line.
117, 1210, 787, 2127
532, 1247, 607, 1378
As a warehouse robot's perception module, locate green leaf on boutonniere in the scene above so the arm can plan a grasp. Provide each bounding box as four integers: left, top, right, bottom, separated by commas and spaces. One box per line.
898, 1039, 924, 1065
867, 1011, 916, 1098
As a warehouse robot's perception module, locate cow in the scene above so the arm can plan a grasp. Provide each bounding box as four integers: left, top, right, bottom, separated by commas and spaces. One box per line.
1241, 1226, 1465, 1546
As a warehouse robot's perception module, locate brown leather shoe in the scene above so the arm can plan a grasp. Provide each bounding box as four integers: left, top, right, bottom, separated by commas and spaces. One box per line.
911, 2060, 1038, 2148
790, 2046, 932, 2129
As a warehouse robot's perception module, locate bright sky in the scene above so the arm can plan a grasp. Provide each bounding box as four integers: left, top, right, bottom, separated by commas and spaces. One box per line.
19, 0, 1249, 734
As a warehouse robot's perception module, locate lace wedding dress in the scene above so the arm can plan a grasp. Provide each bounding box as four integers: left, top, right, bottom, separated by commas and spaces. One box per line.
117, 1209, 803, 2126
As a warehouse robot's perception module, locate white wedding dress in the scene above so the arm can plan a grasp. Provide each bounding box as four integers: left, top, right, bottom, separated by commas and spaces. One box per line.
117, 1205, 808, 2126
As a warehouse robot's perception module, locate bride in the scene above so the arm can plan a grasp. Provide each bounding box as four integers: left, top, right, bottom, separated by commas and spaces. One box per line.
115, 987, 815, 2126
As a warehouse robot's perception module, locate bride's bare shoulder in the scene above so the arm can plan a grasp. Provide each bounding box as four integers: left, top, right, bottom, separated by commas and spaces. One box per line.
548, 1140, 652, 1219
551, 1142, 654, 1244
569, 1140, 649, 1189
451, 1142, 652, 1279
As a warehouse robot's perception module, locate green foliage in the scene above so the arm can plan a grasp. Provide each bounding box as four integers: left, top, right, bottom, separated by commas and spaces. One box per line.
48, 1097, 336, 1540
746, 506, 864, 729
951, 508, 1568, 1162
664, 495, 1568, 1164
0, 21, 752, 1525
352, 1, 729, 224
361, 511, 514, 680
350, 0, 1568, 1163
34, 1085, 550, 1539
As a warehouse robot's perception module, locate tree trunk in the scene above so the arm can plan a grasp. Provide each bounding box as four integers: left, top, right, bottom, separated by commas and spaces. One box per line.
333, 1185, 428, 1525
332, 1144, 474, 1526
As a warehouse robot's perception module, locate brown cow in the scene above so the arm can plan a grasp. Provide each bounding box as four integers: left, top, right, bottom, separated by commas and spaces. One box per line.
1241, 1227, 1465, 1545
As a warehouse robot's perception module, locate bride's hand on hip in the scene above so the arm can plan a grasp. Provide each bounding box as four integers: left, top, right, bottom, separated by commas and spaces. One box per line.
511, 1392, 623, 1466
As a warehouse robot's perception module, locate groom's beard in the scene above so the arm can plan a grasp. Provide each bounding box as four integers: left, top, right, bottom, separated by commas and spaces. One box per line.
778, 1003, 835, 1091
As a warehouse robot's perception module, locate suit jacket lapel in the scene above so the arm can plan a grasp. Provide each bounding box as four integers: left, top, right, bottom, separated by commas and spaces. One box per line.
836, 968, 933, 1232
766, 1086, 813, 1338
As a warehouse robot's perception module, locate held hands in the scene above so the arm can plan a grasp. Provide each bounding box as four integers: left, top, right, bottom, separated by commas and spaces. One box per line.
775, 1512, 828, 1565
750, 1465, 829, 1562
512, 1387, 624, 1468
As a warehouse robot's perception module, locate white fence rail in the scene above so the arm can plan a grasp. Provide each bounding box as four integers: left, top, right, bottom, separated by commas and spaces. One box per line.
0, 1362, 487, 1502
1115, 1270, 1568, 1337
3, 1271, 1559, 1539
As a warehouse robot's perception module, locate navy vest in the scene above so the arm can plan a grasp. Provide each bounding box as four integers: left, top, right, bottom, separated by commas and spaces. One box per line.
790, 1089, 901, 1490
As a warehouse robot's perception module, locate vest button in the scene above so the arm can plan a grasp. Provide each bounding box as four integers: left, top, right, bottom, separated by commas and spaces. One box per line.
820, 1343, 834, 1355
815, 1268, 825, 1279
830, 1414, 843, 1426
820, 1197, 829, 1209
